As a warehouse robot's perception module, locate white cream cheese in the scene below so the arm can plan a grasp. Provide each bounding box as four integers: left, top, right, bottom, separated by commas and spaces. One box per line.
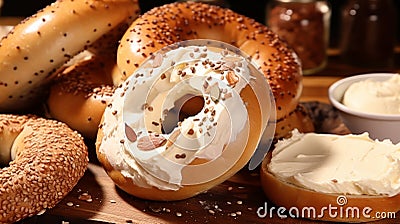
268, 130, 400, 196
343, 74, 400, 115
98, 41, 272, 190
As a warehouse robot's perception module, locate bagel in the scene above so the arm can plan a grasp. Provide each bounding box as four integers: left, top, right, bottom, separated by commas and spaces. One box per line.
47, 52, 119, 139
275, 104, 315, 139
96, 40, 275, 201
0, 0, 139, 112
0, 114, 88, 223
117, 1, 303, 127
260, 131, 400, 222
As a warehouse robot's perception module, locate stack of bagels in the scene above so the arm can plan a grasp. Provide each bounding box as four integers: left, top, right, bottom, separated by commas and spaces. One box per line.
0, 0, 140, 223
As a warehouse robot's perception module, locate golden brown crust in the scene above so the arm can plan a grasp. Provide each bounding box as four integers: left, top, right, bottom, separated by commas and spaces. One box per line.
0, 0, 140, 112
96, 84, 264, 201
0, 114, 88, 223
260, 152, 400, 222
117, 1, 302, 121
47, 54, 117, 139
275, 104, 315, 139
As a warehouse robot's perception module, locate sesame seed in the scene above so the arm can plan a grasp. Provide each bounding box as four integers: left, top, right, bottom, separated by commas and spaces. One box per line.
0, 114, 88, 223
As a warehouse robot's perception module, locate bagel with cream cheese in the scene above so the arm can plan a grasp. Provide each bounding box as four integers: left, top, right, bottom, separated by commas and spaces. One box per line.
96, 40, 275, 201
116, 1, 314, 138
261, 131, 400, 222
0, 114, 88, 223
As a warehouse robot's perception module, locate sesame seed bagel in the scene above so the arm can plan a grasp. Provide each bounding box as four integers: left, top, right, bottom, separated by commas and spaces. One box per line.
0, 0, 139, 112
117, 1, 302, 123
275, 104, 315, 139
0, 114, 88, 223
47, 52, 118, 139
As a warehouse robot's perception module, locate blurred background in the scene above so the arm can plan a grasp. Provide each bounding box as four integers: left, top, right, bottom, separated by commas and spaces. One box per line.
1, 0, 399, 69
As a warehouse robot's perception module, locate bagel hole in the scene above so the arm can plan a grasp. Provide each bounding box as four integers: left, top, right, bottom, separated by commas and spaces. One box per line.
162, 94, 204, 134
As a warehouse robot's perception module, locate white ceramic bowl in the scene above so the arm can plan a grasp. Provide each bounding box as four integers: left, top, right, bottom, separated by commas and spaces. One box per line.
328, 73, 400, 143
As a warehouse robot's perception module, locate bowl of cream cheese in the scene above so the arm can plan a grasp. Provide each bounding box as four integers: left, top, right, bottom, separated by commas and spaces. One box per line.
328, 73, 400, 143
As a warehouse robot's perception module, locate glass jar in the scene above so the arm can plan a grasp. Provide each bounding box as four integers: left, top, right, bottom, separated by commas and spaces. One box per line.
265, 0, 331, 75
339, 0, 397, 68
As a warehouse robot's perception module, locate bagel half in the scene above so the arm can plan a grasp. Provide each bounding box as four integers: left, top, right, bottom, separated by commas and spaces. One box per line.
261, 149, 400, 222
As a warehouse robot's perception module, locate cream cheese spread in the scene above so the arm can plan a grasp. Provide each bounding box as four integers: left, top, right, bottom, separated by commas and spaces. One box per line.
268, 130, 400, 196
98, 40, 272, 190
343, 74, 400, 115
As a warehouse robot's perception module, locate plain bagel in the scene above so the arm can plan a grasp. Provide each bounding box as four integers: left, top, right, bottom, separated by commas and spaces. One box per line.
0, 114, 88, 223
0, 0, 139, 112
117, 1, 304, 134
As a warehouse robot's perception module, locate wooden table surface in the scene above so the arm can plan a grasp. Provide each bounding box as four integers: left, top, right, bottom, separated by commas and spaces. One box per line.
2, 14, 398, 223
